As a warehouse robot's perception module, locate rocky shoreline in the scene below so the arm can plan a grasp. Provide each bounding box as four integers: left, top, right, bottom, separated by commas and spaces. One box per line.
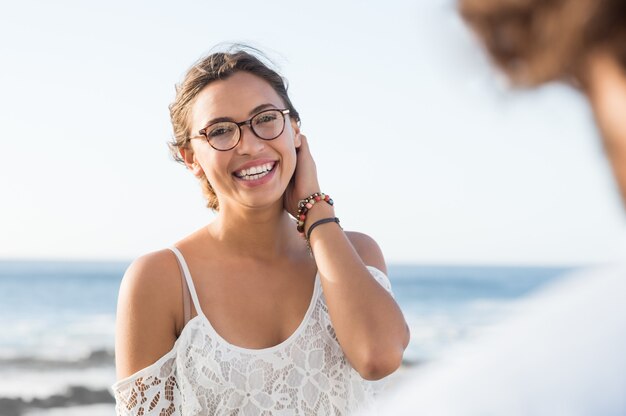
0, 386, 114, 416
0, 349, 114, 371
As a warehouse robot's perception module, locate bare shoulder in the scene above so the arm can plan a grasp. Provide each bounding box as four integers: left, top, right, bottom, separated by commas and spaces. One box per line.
115, 249, 182, 380
345, 231, 388, 275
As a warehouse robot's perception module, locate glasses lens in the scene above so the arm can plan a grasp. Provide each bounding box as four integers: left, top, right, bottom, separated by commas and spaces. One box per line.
206, 122, 239, 150
251, 110, 285, 140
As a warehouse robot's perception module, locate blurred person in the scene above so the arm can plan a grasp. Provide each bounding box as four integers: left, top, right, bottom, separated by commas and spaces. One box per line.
368, 0, 626, 414
461, 0, 626, 206
111, 46, 409, 415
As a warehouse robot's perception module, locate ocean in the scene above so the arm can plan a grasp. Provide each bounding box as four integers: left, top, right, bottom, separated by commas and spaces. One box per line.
0, 261, 572, 416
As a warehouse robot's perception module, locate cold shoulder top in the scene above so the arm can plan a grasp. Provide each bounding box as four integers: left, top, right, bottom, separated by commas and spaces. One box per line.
111, 247, 395, 415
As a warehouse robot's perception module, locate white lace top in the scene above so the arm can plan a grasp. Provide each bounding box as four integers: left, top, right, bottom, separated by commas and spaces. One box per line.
111, 247, 395, 415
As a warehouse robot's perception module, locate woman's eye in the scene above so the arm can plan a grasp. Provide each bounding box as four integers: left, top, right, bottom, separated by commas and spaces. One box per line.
254, 113, 278, 125
208, 125, 234, 138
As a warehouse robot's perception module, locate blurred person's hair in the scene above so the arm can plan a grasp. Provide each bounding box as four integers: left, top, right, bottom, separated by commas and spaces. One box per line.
168, 45, 300, 211
459, 0, 626, 86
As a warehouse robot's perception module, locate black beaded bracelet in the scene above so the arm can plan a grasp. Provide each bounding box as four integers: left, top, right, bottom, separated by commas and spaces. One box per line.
306, 217, 341, 242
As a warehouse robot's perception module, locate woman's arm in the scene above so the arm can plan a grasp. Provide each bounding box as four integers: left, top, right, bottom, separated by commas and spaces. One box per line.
308, 204, 410, 380
115, 250, 181, 380
286, 135, 410, 381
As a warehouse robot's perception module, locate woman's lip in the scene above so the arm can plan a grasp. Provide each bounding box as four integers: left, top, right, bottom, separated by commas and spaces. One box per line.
233, 161, 278, 187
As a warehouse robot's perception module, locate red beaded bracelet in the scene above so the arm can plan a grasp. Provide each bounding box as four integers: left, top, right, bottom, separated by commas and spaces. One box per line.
296, 192, 334, 234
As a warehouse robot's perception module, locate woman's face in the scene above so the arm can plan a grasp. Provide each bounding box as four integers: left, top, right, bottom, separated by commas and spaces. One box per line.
186, 71, 301, 212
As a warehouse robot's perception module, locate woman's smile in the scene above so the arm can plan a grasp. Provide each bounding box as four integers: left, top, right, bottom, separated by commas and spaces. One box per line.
232, 159, 278, 187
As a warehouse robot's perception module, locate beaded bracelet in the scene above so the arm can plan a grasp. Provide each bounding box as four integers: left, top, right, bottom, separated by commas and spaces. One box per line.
296, 192, 334, 234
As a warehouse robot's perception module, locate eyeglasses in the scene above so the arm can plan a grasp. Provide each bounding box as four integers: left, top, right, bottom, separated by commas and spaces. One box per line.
195, 108, 290, 151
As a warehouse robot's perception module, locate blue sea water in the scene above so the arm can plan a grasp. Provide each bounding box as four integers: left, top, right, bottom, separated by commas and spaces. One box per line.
0, 261, 127, 361
0, 260, 573, 414
388, 265, 572, 363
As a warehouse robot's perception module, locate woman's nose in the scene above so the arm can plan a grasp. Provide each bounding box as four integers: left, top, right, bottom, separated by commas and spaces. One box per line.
236, 125, 265, 155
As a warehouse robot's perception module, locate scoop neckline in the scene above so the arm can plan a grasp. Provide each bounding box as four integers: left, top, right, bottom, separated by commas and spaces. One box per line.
196, 271, 321, 355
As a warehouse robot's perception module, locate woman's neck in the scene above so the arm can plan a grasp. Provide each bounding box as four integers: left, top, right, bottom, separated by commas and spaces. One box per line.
208, 202, 302, 261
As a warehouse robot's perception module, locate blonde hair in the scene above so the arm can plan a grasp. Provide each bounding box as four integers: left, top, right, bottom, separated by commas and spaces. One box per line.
168, 46, 300, 210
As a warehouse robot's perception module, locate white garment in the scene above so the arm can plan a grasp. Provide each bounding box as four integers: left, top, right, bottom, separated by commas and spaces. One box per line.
368, 263, 626, 416
111, 247, 394, 415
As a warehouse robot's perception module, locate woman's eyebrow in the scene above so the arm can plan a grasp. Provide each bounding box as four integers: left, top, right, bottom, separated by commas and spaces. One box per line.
248, 103, 278, 115
203, 103, 279, 127
203, 116, 232, 127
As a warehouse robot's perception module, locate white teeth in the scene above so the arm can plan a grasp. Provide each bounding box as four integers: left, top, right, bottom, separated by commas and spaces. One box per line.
235, 162, 275, 179
241, 171, 269, 181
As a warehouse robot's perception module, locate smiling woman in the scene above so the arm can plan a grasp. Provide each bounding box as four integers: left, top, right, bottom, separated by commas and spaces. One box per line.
168, 50, 302, 212
110, 45, 410, 415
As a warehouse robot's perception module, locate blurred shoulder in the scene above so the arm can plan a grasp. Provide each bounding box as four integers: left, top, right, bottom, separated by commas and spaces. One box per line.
346, 231, 387, 275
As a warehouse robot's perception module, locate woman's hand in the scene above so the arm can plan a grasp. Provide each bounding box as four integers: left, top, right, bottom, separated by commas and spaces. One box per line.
283, 134, 321, 217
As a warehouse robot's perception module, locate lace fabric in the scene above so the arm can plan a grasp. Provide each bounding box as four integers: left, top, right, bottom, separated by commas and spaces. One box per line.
111, 253, 394, 416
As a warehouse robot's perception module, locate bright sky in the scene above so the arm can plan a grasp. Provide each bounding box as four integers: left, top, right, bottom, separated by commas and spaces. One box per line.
1, 0, 625, 265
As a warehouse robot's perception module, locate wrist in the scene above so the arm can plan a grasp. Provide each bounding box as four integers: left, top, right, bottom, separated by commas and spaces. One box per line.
306, 217, 341, 244
296, 192, 334, 234
304, 203, 336, 231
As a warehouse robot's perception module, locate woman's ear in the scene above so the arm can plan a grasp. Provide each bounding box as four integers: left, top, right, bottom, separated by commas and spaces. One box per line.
180, 147, 204, 177
290, 119, 302, 149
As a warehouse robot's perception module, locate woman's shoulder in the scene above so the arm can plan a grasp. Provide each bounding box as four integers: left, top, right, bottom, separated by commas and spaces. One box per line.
122, 249, 181, 294
115, 249, 182, 380
118, 248, 184, 330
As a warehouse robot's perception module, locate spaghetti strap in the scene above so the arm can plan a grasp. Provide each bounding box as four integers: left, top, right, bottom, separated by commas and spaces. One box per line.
174, 255, 192, 327
168, 247, 205, 318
